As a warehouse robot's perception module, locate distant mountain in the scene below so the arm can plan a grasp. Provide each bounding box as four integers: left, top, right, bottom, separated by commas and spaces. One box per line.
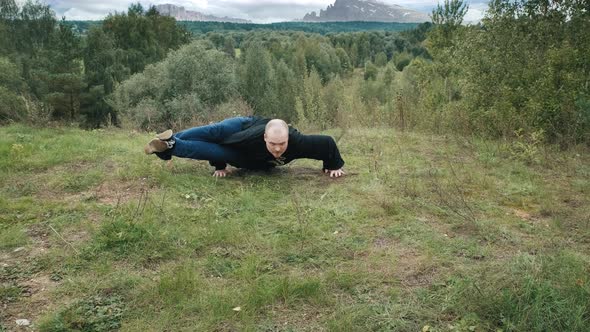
302, 0, 430, 23
155, 4, 251, 23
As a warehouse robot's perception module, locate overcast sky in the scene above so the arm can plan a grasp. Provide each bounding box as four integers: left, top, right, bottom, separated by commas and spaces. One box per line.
46, 0, 490, 23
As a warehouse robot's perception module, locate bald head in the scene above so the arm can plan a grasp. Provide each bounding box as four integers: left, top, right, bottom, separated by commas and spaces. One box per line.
264, 119, 289, 158
265, 119, 289, 137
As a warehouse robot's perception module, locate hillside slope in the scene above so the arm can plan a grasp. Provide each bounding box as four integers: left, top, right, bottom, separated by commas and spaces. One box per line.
1, 125, 589, 330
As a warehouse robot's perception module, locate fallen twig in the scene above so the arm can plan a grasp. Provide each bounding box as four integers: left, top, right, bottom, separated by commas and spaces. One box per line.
48, 224, 80, 255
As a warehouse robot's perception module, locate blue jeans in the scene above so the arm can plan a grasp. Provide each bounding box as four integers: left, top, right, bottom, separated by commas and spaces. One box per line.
158, 117, 251, 163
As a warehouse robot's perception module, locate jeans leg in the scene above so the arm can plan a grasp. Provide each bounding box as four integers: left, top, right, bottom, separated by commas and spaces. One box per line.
174, 116, 251, 143
171, 138, 241, 162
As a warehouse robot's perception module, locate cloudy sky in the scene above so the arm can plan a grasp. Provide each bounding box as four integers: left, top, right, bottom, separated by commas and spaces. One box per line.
46, 0, 490, 23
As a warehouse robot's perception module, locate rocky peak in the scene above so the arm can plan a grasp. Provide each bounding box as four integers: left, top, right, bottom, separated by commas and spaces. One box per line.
303, 0, 429, 23
155, 4, 251, 23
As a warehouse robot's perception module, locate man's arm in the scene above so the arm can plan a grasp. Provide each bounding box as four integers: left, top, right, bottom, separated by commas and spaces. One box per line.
213, 169, 231, 177
324, 168, 345, 178
292, 133, 345, 174
209, 160, 230, 177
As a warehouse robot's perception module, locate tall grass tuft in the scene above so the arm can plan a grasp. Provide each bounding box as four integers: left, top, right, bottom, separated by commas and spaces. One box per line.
448, 251, 590, 331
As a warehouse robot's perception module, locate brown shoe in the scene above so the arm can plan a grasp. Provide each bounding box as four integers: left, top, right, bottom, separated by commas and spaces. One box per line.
156, 129, 173, 141
144, 138, 169, 154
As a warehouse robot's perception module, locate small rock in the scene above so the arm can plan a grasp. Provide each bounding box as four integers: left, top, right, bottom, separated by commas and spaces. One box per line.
16, 319, 30, 326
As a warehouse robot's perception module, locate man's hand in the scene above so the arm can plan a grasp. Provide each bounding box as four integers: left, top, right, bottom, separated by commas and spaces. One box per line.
324, 168, 345, 178
213, 169, 230, 177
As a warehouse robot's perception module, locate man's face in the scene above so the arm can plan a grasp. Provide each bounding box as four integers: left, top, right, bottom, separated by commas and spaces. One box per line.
264, 131, 289, 159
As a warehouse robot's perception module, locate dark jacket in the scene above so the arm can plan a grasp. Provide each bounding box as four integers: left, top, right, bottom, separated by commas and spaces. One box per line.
210, 117, 345, 171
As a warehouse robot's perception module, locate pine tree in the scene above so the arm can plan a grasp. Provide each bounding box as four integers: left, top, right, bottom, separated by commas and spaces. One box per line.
44, 19, 85, 121
81, 27, 123, 127
0, 0, 18, 56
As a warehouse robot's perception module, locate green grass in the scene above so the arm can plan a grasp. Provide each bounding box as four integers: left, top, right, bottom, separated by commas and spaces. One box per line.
0, 125, 589, 331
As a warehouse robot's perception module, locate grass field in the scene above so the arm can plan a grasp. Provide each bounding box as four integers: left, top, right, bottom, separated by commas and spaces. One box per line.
1, 124, 589, 331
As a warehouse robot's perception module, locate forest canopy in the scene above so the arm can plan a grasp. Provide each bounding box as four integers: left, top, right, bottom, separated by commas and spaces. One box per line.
0, 0, 588, 146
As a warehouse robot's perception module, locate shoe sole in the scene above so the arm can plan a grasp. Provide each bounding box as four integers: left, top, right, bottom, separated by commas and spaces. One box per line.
156, 129, 173, 141
144, 138, 168, 154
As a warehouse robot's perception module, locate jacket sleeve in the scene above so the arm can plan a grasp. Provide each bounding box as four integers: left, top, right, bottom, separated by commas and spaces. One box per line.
209, 161, 227, 170
293, 134, 345, 170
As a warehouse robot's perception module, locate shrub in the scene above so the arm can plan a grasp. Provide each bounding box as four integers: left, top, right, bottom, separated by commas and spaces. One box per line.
110, 41, 237, 130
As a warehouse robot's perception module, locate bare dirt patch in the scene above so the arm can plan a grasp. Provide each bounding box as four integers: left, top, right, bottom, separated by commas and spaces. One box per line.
1, 243, 59, 331
512, 208, 550, 228
87, 180, 149, 206
392, 247, 439, 288
1, 274, 60, 332
1, 224, 71, 330
262, 303, 328, 331
26, 224, 51, 255
364, 234, 439, 289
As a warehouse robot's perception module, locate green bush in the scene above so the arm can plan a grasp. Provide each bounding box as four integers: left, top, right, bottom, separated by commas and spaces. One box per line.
364, 61, 378, 81
110, 41, 237, 130
0, 86, 26, 122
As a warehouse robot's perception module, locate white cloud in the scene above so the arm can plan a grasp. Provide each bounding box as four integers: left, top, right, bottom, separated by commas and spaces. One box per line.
62, 7, 107, 20
464, 3, 488, 23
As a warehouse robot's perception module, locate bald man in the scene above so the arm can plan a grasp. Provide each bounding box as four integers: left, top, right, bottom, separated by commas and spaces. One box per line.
144, 116, 345, 178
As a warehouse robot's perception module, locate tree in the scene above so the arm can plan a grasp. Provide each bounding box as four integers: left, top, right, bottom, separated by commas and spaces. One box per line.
0, 0, 18, 20
110, 41, 237, 130
81, 3, 189, 127
323, 75, 344, 125
356, 33, 371, 67
0, 56, 26, 121
430, 0, 469, 27
301, 67, 327, 127
81, 27, 124, 127
18, 0, 56, 56
223, 36, 236, 58
43, 19, 85, 121
0, 0, 18, 55
101, 3, 189, 75
15, 0, 56, 97
240, 44, 276, 116
428, 0, 468, 52
335, 47, 352, 76
374, 51, 387, 67
364, 61, 377, 80
393, 51, 412, 71
273, 60, 297, 121
349, 42, 359, 67
457, 0, 590, 144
